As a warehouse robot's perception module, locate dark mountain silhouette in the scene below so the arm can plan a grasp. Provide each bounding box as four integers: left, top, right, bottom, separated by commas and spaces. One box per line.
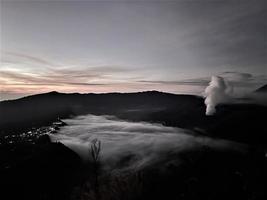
1, 91, 267, 145
0, 91, 204, 133
255, 84, 267, 93
1, 91, 267, 200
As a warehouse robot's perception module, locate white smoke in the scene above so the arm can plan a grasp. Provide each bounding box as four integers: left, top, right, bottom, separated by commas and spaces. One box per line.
204, 76, 233, 115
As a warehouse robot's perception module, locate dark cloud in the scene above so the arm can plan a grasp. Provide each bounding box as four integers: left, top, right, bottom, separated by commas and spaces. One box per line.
138, 79, 209, 86
221, 72, 253, 80
219, 71, 253, 83
139, 71, 267, 91
219, 72, 267, 87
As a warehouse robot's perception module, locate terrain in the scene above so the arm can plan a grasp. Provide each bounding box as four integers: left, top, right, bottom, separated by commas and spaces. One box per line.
0, 87, 267, 200
1, 90, 267, 145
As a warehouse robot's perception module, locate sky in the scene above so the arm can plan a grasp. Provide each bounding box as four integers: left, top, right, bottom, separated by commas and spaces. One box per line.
0, 0, 266, 100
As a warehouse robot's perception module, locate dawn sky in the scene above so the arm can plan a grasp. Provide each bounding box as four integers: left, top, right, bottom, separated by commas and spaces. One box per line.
1, 0, 266, 100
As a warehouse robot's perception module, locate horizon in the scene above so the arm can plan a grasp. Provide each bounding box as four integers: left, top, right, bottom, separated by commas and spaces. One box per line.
1, 0, 266, 100
0, 89, 203, 102
1, 80, 267, 101
2, 81, 267, 103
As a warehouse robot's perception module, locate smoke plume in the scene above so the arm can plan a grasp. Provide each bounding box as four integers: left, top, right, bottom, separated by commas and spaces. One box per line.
204, 76, 233, 115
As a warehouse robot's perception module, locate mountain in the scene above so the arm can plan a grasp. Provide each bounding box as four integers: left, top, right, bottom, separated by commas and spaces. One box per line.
255, 84, 267, 93
1, 91, 267, 200
1, 91, 267, 146
0, 91, 205, 133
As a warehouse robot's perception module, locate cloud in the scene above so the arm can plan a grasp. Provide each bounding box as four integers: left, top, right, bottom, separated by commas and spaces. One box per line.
185, 1, 267, 69
50, 114, 247, 171
138, 79, 209, 86
220, 71, 253, 82
3, 51, 55, 66
218, 72, 267, 92
142, 72, 266, 91
1, 50, 266, 98
0, 55, 136, 92
140, 71, 266, 87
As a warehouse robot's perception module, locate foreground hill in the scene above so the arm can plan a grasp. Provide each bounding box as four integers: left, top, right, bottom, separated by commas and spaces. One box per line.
1, 91, 267, 145
0, 135, 82, 200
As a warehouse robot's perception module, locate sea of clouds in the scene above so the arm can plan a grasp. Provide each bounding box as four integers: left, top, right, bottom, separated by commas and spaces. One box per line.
50, 114, 247, 170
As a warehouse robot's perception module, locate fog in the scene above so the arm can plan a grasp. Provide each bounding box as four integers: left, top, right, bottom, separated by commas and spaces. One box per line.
51, 115, 247, 170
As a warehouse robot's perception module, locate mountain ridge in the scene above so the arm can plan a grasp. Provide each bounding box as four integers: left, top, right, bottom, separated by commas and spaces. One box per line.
255, 84, 267, 93
1, 90, 267, 146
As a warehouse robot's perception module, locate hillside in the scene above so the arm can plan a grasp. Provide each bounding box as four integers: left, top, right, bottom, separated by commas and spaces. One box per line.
255, 84, 267, 93
0, 91, 204, 133
1, 91, 267, 146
